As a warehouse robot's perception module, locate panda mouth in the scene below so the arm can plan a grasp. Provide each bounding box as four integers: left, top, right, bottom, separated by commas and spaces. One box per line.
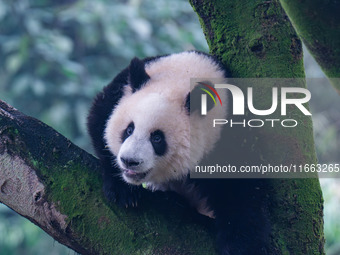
123, 169, 150, 180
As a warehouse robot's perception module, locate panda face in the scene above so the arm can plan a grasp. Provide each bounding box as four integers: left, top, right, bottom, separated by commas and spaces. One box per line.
105, 90, 192, 186
117, 121, 167, 184
103, 51, 228, 187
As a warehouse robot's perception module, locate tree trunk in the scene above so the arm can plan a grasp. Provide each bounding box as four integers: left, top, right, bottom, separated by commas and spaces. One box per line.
279, 0, 340, 92
190, 0, 324, 254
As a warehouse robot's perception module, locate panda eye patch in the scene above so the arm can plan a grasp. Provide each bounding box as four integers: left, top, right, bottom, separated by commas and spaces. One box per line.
121, 122, 134, 142
150, 130, 167, 156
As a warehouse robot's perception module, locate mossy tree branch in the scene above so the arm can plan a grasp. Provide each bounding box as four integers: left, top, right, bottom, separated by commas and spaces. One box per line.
0, 100, 215, 255
279, 0, 340, 92
190, 0, 324, 254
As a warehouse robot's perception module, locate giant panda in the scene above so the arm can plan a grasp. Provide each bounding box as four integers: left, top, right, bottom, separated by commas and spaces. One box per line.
87, 51, 270, 255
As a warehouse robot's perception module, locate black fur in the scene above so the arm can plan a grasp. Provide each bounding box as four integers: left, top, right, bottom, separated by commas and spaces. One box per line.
87, 65, 142, 207
184, 93, 190, 113
87, 55, 163, 207
129, 57, 150, 92
197, 178, 270, 255
150, 130, 167, 156
87, 51, 270, 255
121, 122, 134, 143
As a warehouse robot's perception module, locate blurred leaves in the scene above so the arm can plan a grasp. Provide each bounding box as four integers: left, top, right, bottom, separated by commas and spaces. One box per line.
0, 0, 208, 151
305, 48, 340, 255
320, 179, 340, 255
0, 204, 70, 255
305, 48, 340, 164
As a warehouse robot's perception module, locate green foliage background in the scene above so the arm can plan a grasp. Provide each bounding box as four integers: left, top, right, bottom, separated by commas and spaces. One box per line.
0, 0, 208, 151
0, 0, 339, 254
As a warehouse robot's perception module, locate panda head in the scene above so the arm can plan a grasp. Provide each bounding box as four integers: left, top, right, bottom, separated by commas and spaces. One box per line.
104, 52, 227, 187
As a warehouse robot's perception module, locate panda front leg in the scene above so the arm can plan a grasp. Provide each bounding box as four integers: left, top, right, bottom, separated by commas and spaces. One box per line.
214, 182, 270, 255
215, 213, 269, 255
101, 158, 142, 208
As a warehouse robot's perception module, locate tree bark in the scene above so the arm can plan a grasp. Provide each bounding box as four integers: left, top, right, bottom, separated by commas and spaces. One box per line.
279, 0, 340, 92
190, 0, 324, 254
0, 100, 215, 255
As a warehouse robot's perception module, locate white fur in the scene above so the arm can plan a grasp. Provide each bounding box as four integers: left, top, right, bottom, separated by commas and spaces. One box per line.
104, 52, 227, 190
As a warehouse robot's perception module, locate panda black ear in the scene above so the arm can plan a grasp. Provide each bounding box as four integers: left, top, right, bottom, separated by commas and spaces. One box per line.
129, 57, 150, 92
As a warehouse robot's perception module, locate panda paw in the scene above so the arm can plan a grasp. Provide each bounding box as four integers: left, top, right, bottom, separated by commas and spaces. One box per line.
103, 179, 141, 208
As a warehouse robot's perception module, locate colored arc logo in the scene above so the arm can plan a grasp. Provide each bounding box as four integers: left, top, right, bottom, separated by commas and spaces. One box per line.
197, 82, 223, 106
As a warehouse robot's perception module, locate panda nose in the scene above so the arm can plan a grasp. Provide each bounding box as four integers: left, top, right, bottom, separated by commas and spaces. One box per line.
120, 157, 141, 168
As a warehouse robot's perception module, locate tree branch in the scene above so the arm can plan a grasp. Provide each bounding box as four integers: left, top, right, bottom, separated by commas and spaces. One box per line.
0, 100, 215, 255
279, 0, 340, 92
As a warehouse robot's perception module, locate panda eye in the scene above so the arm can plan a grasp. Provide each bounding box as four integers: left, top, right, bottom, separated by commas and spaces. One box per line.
150, 130, 164, 144
122, 122, 134, 142
151, 134, 162, 143
126, 126, 134, 136
150, 130, 167, 156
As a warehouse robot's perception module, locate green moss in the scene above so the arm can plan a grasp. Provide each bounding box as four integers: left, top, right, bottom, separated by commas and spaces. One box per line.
268, 178, 324, 254
22, 151, 215, 254
192, 0, 305, 78
33, 159, 215, 254
31, 159, 39, 168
